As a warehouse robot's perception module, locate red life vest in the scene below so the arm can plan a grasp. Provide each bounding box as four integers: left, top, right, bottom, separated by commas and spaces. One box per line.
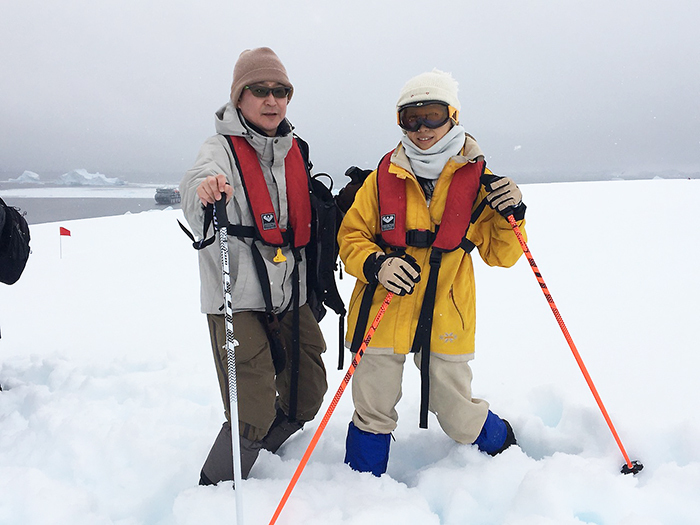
227, 135, 312, 248
377, 151, 484, 251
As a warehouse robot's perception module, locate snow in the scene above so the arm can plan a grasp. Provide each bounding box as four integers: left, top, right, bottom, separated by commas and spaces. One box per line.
0, 186, 158, 199
1, 179, 699, 524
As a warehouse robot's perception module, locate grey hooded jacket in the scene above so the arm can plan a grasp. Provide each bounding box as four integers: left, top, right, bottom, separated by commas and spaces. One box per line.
180, 102, 308, 315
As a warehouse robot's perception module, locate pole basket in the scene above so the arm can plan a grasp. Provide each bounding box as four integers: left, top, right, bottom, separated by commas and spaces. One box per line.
621, 460, 644, 475
503, 212, 644, 476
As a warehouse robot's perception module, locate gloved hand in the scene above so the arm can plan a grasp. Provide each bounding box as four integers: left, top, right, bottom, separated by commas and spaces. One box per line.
364, 252, 421, 296
485, 177, 523, 216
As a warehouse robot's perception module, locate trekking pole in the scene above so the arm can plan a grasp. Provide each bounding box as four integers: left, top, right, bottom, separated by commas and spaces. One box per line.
504, 212, 643, 475
268, 291, 395, 525
212, 196, 245, 523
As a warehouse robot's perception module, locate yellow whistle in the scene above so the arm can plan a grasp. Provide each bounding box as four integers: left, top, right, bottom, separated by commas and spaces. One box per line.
273, 247, 287, 263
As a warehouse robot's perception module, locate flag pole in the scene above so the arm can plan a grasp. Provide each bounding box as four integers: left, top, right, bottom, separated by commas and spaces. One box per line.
59, 227, 71, 259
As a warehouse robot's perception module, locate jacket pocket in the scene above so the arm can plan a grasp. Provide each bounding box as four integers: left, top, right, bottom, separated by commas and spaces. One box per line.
448, 285, 465, 331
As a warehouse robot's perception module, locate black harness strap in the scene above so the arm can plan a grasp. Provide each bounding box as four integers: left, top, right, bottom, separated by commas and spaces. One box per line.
349, 281, 379, 353
410, 249, 444, 428
178, 204, 217, 250
249, 242, 287, 376
288, 248, 302, 421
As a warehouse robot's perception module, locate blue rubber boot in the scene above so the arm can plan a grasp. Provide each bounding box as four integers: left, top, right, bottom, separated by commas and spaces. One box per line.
473, 410, 517, 456
344, 421, 391, 476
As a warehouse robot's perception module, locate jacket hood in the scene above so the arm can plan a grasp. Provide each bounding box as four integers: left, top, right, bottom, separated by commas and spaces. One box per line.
214, 101, 293, 138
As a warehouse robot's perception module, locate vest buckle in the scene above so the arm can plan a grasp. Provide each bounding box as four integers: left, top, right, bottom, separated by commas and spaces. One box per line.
406, 229, 436, 248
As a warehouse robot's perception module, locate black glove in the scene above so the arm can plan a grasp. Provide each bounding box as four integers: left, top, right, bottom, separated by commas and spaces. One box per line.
364, 252, 421, 296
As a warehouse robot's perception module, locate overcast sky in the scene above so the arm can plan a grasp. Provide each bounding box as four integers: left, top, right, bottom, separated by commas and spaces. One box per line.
1, 0, 699, 184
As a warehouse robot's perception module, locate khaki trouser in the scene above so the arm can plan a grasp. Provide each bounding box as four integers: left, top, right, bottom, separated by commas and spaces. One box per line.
351, 351, 489, 444
207, 304, 327, 442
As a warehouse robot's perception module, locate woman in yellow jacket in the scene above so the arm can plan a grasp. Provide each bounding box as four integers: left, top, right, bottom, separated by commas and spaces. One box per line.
339, 69, 527, 476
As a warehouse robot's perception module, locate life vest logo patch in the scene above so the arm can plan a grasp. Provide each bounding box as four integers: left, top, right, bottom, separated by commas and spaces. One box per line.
261, 213, 277, 230
381, 214, 396, 232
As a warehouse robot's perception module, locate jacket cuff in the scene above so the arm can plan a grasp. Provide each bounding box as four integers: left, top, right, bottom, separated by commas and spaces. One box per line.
511, 202, 526, 221
363, 253, 382, 284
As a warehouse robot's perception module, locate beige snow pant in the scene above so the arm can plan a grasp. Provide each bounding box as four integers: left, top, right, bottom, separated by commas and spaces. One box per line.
351, 351, 490, 444
207, 304, 328, 442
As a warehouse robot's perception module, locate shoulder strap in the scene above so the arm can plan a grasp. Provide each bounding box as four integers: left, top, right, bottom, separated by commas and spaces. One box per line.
431, 160, 484, 251
293, 134, 313, 172
376, 151, 407, 249
226, 135, 287, 246
225, 135, 312, 248
284, 139, 312, 247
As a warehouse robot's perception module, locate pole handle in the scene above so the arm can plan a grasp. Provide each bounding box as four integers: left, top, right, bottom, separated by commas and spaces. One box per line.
212, 195, 229, 231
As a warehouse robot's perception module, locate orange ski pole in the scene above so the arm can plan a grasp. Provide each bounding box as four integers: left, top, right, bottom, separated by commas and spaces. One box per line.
506, 213, 642, 475
268, 291, 395, 525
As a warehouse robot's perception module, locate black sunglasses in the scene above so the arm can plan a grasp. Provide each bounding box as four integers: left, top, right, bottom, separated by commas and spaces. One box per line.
244, 85, 292, 99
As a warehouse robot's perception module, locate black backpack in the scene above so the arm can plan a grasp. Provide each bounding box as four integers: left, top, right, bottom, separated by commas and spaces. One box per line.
306, 172, 346, 323
335, 166, 372, 215
0, 198, 31, 285
293, 139, 349, 364
310, 165, 372, 368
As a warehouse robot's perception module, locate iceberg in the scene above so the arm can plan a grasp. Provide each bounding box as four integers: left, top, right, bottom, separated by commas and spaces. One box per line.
9, 171, 42, 183
59, 169, 125, 186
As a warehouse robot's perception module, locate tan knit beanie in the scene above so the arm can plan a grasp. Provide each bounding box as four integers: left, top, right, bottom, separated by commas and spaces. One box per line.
396, 69, 461, 111
230, 47, 293, 104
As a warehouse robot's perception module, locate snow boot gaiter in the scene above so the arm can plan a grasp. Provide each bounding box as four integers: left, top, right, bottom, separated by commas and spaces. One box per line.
344, 421, 391, 477
472, 410, 517, 456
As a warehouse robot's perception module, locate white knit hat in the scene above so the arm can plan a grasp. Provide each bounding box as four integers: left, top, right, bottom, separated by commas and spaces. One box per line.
396, 69, 461, 111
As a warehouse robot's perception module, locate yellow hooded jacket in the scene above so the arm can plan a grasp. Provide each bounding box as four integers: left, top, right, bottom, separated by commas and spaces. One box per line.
338, 141, 527, 357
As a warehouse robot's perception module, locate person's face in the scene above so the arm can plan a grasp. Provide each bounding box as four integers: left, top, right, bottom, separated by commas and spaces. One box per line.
236, 81, 289, 136
399, 103, 454, 150
406, 120, 453, 150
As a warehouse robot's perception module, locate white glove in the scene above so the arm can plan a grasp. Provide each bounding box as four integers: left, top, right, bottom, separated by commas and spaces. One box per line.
372, 253, 421, 296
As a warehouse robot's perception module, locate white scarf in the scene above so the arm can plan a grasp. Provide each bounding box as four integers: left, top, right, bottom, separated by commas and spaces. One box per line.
401, 124, 466, 180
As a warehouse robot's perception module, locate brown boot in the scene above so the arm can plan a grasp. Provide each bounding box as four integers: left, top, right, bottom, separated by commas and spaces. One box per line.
199, 422, 262, 486
260, 407, 304, 454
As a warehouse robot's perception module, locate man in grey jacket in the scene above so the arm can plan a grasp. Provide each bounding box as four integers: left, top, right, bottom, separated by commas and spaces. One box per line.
180, 47, 327, 486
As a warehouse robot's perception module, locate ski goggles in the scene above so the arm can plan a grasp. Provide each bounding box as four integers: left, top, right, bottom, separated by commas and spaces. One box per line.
397, 102, 459, 132
244, 84, 292, 99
